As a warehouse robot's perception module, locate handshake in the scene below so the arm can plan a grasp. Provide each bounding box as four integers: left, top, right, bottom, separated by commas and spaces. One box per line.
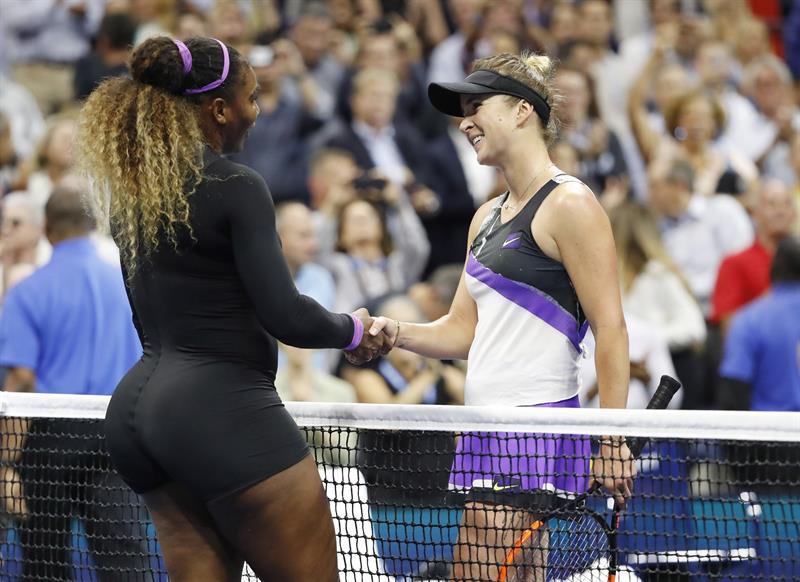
344, 308, 399, 366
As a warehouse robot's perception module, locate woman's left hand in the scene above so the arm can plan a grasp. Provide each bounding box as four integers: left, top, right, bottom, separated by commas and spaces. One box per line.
592, 439, 636, 509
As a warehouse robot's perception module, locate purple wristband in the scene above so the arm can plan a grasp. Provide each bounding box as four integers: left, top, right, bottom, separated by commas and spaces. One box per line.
345, 314, 364, 351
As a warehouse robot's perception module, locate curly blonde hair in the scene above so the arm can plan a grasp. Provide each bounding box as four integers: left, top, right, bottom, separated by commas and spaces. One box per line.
76, 78, 204, 274
75, 36, 244, 275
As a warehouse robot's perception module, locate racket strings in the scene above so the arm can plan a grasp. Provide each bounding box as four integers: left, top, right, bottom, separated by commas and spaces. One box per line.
501, 512, 611, 580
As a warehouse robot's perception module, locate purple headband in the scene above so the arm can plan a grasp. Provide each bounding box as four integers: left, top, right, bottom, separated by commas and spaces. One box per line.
173, 39, 192, 75
184, 38, 230, 95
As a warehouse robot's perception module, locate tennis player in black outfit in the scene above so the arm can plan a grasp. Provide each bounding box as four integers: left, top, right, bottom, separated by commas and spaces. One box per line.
77, 36, 388, 581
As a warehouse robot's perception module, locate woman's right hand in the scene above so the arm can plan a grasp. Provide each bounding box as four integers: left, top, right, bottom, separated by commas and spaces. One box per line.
369, 316, 401, 349
344, 309, 393, 365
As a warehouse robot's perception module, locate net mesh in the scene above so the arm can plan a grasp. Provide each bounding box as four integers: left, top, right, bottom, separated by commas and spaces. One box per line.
0, 394, 798, 581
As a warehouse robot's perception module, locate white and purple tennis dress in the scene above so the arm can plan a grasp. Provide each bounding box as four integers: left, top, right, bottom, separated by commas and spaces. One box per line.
449, 174, 591, 499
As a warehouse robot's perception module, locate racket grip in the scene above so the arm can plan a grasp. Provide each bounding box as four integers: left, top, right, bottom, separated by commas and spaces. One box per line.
626, 375, 681, 458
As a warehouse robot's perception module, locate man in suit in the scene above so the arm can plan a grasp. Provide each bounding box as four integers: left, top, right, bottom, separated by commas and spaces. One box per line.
324, 67, 439, 213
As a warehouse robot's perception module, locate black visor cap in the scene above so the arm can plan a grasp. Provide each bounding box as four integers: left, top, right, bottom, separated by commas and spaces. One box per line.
428, 69, 551, 124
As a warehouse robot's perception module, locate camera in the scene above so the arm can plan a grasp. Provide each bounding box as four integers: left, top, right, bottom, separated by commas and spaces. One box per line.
352, 175, 388, 192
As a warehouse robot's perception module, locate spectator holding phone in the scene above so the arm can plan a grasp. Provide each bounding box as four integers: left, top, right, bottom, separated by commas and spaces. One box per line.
318, 176, 430, 313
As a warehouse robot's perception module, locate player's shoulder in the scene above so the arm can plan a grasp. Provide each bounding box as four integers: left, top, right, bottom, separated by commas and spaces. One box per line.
206, 154, 263, 186
203, 153, 272, 209
549, 173, 595, 200
545, 173, 602, 224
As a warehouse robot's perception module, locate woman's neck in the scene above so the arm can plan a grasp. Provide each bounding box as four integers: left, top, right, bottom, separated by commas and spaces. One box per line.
348, 242, 383, 261
499, 143, 553, 204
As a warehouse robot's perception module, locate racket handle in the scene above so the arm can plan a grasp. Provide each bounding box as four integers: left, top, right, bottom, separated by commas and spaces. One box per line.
626, 375, 681, 458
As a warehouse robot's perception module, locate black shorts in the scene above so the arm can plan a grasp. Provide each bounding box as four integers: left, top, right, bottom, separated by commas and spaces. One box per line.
104, 357, 309, 502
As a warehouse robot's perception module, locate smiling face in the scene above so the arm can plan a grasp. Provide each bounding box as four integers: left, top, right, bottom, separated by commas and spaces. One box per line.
458, 93, 519, 166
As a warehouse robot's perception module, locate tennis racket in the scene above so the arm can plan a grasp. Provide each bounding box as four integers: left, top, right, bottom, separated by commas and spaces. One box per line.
497, 375, 682, 582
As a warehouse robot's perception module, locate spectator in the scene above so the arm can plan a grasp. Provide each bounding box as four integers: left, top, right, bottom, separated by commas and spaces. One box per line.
427, 0, 482, 85
336, 20, 443, 139
3, 0, 105, 114
711, 179, 798, 330
636, 85, 757, 199
618, 0, 682, 78
131, 0, 177, 46
74, 12, 137, 101
743, 56, 800, 185
307, 147, 360, 219
627, 30, 695, 155
174, 11, 209, 40
549, 139, 582, 178
275, 201, 338, 372
731, 17, 772, 71
0, 185, 146, 580
403, 0, 449, 52
277, 201, 336, 310
555, 67, 628, 192
575, 0, 629, 132
0, 111, 21, 196
0, 192, 49, 299
548, 2, 580, 55
790, 132, 800, 231
0, 73, 47, 162
608, 200, 705, 408
25, 116, 78, 209
232, 39, 323, 203
206, 0, 250, 51
719, 234, 800, 412
609, 201, 706, 351
287, 2, 345, 119
409, 263, 463, 323
320, 191, 430, 313
695, 39, 773, 162
649, 157, 753, 313
325, 67, 439, 214
580, 314, 679, 410
702, 0, 755, 50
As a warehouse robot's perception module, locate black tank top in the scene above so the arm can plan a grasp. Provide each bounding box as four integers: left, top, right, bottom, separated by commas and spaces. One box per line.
470, 174, 586, 323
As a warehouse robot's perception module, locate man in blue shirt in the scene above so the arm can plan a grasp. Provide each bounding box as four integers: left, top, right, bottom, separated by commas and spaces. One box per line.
719, 235, 800, 489
0, 185, 145, 580
719, 235, 800, 412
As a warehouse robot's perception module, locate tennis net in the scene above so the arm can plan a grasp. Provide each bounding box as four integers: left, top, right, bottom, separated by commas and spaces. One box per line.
0, 392, 798, 581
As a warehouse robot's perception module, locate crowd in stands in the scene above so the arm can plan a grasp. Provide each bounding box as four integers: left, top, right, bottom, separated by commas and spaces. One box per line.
1, 0, 799, 419
0, 2, 798, 578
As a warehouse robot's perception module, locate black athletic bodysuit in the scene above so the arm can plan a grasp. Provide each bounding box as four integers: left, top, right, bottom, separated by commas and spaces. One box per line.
104, 149, 355, 502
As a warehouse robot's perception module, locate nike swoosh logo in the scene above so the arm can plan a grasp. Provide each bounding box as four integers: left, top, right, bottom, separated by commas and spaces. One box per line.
493, 483, 517, 491
502, 237, 521, 248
